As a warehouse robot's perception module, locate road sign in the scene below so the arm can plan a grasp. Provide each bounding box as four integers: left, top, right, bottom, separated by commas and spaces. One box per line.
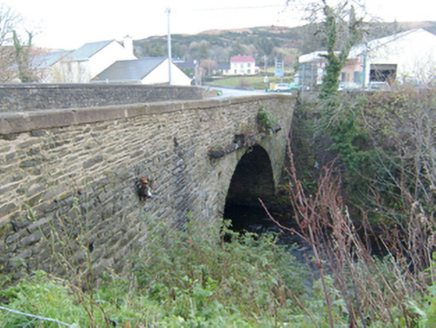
275, 59, 284, 77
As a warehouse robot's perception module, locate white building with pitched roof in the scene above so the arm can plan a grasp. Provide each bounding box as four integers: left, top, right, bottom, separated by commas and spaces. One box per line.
224, 56, 258, 75
92, 57, 192, 86
39, 36, 136, 83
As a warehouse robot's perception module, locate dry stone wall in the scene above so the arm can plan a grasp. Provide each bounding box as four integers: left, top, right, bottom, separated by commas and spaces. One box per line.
0, 95, 295, 279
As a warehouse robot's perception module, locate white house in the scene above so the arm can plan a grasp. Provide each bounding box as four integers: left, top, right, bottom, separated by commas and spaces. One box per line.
224, 56, 258, 75
91, 57, 192, 86
39, 36, 136, 83
298, 29, 436, 87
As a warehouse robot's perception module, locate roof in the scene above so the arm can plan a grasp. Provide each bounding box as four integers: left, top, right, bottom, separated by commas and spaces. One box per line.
36, 50, 73, 68
217, 63, 230, 70
230, 55, 255, 63
348, 28, 433, 58
175, 60, 196, 69
68, 40, 115, 61
92, 57, 167, 82
299, 51, 329, 63
299, 29, 436, 63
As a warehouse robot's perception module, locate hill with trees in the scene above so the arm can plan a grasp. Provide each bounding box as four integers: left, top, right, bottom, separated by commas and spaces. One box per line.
133, 21, 436, 74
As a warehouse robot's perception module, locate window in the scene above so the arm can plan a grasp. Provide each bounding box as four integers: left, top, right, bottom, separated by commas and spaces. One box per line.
247, 63, 251, 67
247, 69, 251, 74
240, 64, 244, 68
234, 69, 237, 74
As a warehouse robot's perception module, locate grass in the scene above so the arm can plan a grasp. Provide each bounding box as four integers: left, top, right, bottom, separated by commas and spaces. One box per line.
0, 220, 308, 327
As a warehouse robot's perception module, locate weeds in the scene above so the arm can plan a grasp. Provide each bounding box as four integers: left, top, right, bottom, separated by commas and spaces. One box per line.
257, 105, 278, 134
261, 142, 434, 327
132, 217, 306, 325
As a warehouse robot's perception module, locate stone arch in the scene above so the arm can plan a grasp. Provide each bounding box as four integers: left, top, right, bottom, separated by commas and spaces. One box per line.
223, 145, 276, 231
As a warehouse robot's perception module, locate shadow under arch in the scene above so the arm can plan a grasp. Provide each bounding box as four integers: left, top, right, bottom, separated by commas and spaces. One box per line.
223, 145, 276, 232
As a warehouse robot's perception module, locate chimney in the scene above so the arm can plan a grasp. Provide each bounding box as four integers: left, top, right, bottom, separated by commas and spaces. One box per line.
123, 35, 134, 58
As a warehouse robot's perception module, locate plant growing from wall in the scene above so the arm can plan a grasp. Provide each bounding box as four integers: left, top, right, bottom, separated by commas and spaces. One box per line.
257, 105, 278, 134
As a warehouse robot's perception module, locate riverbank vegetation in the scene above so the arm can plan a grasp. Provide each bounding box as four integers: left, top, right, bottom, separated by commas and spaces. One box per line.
1, 88, 436, 326
1, 210, 435, 327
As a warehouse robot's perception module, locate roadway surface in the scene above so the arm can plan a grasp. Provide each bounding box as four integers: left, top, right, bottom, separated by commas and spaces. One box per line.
204, 86, 301, 99
205, 86, 271, 98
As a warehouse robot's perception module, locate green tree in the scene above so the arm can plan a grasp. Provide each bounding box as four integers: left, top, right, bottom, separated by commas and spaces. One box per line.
258, 36, 274, 56
319, 2, 363, 100
230, 42, 246, 57
12, 30, 37, 82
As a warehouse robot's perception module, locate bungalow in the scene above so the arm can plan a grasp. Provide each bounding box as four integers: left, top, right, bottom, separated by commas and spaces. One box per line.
91, 57, 192, 86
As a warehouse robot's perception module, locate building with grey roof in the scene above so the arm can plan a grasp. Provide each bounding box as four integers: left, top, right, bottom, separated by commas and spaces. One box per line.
37, 36, 136, 83
92, 57, 192, 86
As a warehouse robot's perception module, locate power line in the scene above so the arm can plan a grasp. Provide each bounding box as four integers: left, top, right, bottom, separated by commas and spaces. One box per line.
188, 5, 285, 12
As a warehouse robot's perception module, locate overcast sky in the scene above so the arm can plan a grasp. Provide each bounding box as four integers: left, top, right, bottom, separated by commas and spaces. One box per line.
2, 0, 436, 50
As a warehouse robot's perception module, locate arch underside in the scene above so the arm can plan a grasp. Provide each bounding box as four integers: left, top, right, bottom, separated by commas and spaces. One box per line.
223, 145, 276, 232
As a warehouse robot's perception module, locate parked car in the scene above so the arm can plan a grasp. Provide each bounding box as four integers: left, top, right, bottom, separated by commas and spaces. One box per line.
338, 82, 361, 91
273, 83, 291, 92
366, 81, 391, 91
393, 78, 429, 90
288, 82, 302, 90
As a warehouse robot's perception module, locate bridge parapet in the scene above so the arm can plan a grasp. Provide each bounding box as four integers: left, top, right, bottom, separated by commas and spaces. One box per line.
0, 83, 203, 113
0, 94, 295, 278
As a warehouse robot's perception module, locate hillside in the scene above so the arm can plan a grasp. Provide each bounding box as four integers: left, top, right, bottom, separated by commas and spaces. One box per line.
133, 21, 436, 71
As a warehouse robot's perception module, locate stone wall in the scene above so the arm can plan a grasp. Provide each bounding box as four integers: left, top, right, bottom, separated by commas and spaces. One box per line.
0, 94, 295, 279
0, 83, 203, 112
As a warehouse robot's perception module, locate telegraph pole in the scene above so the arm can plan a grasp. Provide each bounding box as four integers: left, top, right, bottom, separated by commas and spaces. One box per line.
166, 8, 172, 85
264, 55, 268, 91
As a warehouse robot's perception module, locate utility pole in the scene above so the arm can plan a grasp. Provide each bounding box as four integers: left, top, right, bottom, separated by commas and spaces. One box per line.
166, 8, 172, 85
264, 55, 268, 92
263, 55, 269, 92
264, 55, 267, 75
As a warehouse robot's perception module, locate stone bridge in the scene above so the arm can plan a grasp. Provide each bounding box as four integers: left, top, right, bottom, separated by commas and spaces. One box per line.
0, 93, 296, 278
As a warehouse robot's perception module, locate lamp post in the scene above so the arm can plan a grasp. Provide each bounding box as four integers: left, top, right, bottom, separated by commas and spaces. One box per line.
264, 55, 268, 91
166, 8, 172, 85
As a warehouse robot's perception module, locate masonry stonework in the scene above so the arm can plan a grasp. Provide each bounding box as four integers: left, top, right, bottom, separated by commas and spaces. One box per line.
0, 95, 295, 279
0, 83, 203, 112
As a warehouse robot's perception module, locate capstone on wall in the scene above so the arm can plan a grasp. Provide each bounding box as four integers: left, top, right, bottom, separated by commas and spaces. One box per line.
0, 83, 203, 112
0, 95, 295, 279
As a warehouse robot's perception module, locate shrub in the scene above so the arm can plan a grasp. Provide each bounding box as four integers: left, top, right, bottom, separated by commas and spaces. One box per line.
132, 218, 307, 325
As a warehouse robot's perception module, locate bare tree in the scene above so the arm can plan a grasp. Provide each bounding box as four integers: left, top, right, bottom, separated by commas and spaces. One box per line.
0, 4, 20, 46
200, 58, 218, 76
0, 4, 21, 82
0, 4, 43, 82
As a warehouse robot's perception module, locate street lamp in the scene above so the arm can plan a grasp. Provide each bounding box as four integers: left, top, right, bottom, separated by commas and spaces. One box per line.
264, 55, 268, 91
166, 8, 172, 85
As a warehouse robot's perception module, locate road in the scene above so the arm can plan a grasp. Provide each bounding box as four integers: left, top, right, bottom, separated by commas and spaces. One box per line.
204, 86, 300, 99
205, 86, 271, 98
